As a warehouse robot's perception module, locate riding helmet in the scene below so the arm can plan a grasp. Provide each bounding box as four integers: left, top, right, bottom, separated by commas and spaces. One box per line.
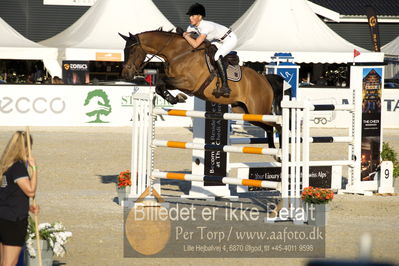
186, 3, 206, 17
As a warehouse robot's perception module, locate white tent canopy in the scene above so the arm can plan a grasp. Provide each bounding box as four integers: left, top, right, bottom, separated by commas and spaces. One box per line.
0, 17, 61, 77
231, 0, 384, 64
382, 35, 399, 79
40, 0, 174, 65
382, 35, 399, 56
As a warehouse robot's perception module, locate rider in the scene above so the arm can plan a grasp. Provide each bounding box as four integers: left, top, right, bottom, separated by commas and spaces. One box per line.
183, 3, 237, 98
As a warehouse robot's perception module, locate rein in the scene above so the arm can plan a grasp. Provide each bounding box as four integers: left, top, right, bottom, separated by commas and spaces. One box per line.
126, 33, 216, 96
168, 47, 206, 64
133, 34, 176, 75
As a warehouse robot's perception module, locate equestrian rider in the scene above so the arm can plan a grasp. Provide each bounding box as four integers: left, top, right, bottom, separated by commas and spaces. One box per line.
183, 3, 237, 98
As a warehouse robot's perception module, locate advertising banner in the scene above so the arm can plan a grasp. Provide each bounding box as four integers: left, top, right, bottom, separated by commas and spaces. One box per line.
248, 166, 333, 188
361, 67, 383, 182
62, 61, 90, 85
0, 85, 193, 127
1, 85, 398, 128
383, 89, 399, 127
299, 87, 399, 129
276, 67, 298, 97
366, 6, 381, 52
204, 102, 228, 186
265, 54, 299, 97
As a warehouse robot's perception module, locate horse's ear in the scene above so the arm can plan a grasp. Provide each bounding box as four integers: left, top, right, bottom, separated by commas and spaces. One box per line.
127, 32, 140, 45
118, 33, 129, 41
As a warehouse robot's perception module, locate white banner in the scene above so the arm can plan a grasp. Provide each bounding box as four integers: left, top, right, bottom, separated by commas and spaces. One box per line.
382, 89, 399, 129
299, 88, 399, 128
299, 88, 352, 128
0, 85, 397, 128
0, 85, 193, 127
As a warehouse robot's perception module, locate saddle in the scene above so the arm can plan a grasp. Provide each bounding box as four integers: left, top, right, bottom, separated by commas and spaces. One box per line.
205, 44, 242, 82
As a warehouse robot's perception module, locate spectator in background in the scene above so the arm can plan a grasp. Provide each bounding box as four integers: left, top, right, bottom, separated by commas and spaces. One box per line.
300, 77, 314, 86
52, 76, 64, 84
31, 64, 43, 83
316, 75, 327, 86
25, 74, 33, 84
0, 131, 39, 266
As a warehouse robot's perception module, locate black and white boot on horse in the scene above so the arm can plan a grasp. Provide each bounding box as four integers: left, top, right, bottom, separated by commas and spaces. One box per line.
155, 84, 188, 104
214, 56, 231, 98
155, 85, 178, 104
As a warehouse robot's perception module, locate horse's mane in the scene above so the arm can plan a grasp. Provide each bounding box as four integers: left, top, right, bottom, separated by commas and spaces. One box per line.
138, 27, 210, 50
140, 27, 182, 37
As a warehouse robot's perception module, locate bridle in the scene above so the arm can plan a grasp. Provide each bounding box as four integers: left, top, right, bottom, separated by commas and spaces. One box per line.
124, 33, 176, 75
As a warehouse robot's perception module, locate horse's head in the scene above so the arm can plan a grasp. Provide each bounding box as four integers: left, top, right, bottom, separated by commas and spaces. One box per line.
119, 33, 147, 80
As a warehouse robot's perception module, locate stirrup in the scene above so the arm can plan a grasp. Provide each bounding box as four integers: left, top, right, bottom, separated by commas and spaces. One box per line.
220, 86, 230, 97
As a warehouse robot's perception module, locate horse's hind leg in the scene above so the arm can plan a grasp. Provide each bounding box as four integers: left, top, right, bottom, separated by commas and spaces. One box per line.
250, 122, 276, 149
266, 129, 276, 149
231, 103, 276, 148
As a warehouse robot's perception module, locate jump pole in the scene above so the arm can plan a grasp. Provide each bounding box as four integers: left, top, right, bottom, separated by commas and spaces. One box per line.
130, 87, 322, 223
233, 96, 356, 195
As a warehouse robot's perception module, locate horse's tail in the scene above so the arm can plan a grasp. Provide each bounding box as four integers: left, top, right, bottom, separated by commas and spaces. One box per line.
265, 74, 291, 115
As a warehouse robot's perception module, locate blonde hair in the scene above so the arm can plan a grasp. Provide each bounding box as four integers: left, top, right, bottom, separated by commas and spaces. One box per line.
0, 131, 32, 183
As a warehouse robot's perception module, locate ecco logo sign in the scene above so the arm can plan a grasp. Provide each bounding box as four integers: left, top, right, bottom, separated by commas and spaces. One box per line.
0, 97, 66, 114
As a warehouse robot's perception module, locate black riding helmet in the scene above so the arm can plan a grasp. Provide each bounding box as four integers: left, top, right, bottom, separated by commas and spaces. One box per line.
186, 3, 206, 17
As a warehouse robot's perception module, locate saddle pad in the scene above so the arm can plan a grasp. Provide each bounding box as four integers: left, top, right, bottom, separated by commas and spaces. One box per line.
227, 65, 241, 82
205, 54, 242, 82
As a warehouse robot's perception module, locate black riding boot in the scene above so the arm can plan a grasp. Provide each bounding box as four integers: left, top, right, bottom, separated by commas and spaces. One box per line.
214, 56, 230, 98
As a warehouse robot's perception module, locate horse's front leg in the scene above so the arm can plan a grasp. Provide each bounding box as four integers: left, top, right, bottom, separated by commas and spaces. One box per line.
155, 84, 177, 104
155, 84, 187, 104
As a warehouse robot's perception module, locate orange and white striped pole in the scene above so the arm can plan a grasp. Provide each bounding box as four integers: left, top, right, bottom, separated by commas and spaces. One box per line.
152, 171, 279, 189
152, 140, 279, 156
153, 108, 281, 123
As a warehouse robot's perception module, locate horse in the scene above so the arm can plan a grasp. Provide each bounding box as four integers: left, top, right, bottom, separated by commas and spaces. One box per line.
120, 29, 286, 148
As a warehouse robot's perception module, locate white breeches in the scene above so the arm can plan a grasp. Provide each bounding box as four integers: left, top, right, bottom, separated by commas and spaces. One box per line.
213, 32, 238, 60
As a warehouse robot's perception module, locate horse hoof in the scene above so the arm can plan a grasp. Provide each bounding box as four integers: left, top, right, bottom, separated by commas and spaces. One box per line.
273, 155, 282, 163
179, 93, 188, 100
176, 93, 187, 103
169, 99, 178, 104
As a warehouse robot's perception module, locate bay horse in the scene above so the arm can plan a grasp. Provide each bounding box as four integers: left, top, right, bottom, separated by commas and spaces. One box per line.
120, 29, 286, 148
